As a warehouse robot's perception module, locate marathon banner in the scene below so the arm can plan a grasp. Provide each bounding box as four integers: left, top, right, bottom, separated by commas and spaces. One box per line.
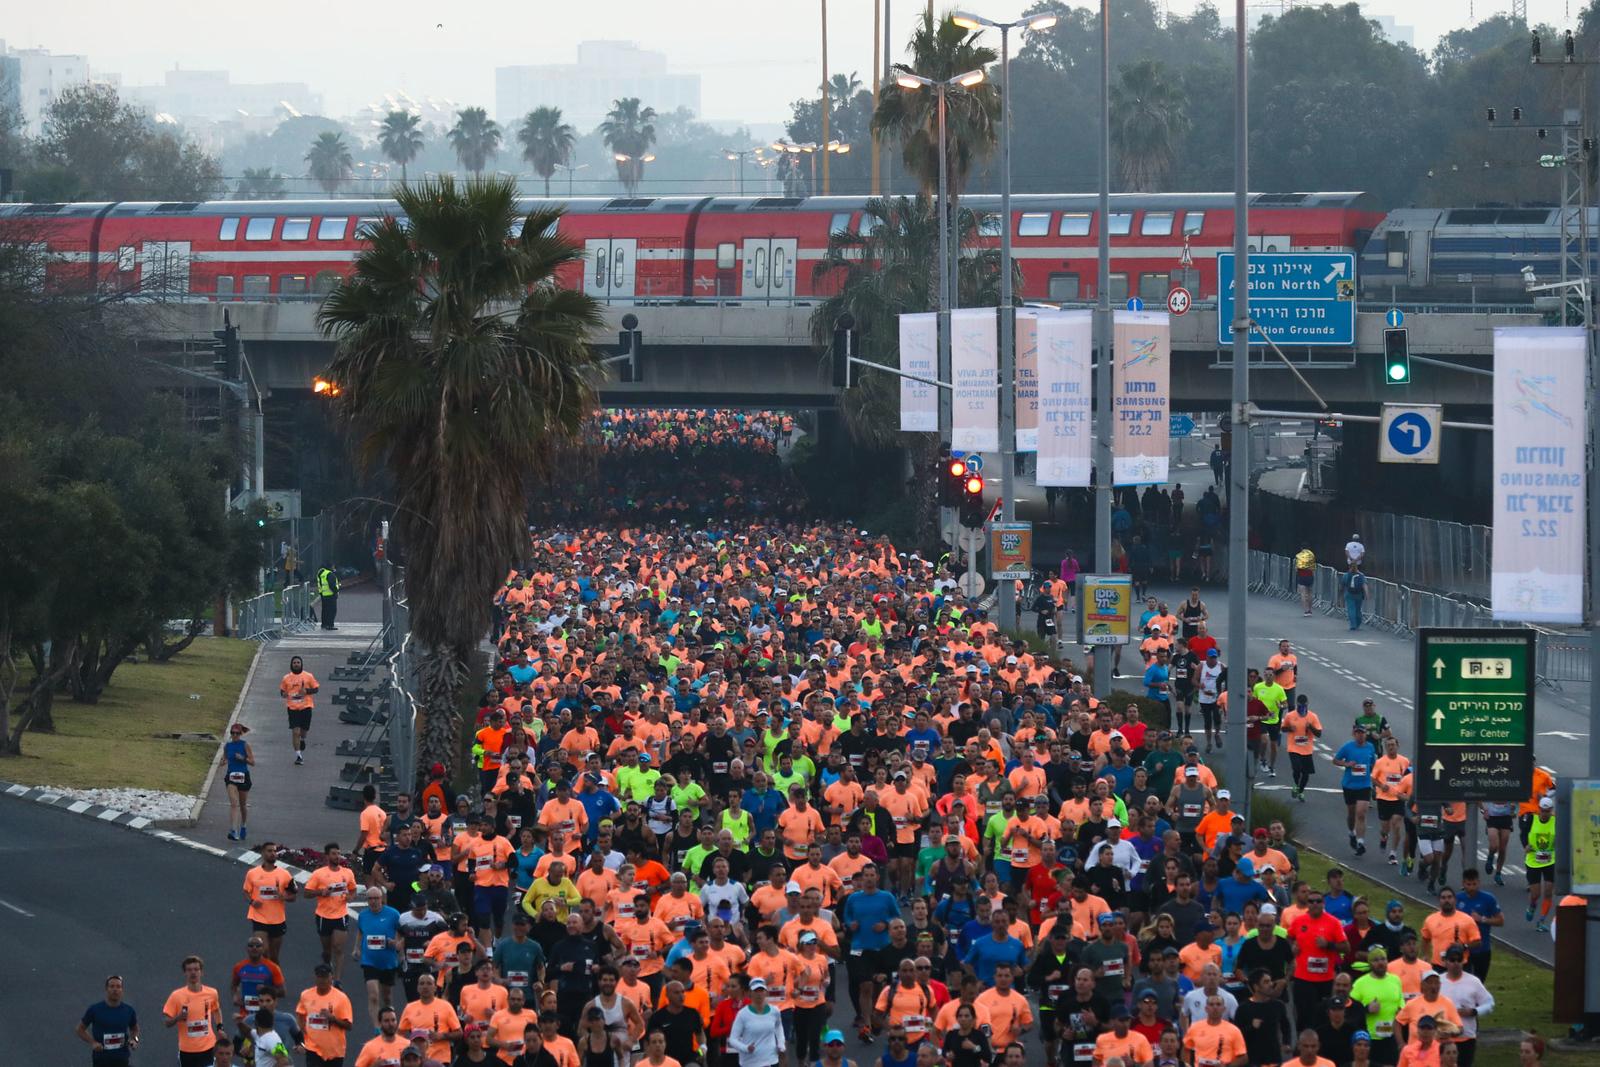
1492, 327, 1587, 623
1033, 309, 1094, 487
897, 312, 938, 433
1014, 308, 1040, 452
1112, 310, 1171, 485
950, 307, 1000, 452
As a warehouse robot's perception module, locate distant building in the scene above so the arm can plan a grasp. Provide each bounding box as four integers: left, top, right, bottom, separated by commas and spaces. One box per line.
496, 41, 702, 132
124, 67, 322, 126
0, 41, 95, 134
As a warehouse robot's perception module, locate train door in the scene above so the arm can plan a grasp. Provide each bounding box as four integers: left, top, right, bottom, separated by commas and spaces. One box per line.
741, 238, 797, 302
1406, 229, 1430, 288
144, 240, 191, 296
583, 238, 637, 301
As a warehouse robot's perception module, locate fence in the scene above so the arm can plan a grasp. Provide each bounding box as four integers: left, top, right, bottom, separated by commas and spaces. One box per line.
236, 582, 315, 640
1249, 549, 1590, 687
381, 566, 418, 798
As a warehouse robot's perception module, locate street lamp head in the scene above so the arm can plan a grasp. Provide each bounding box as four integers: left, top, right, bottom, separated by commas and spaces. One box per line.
641, 155, 656, 163
951, 12, 988, 30
1026, 14, 1059, 31
956, 69, 987, 88
614, 153, 630, 163
896, 74, 929, 90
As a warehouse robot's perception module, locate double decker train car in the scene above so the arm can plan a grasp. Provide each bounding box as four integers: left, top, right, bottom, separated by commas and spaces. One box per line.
0, 191, 1383, 307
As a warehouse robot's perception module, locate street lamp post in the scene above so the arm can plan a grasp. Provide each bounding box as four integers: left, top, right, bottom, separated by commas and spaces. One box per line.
555, 161, 589, 196
1225, 0, 1253, 815
1094, 0, 1114, 697
773, 140, 849, 197
952, 8, 1059, 631
612, 152, 656, 193
722, 148, 759, 194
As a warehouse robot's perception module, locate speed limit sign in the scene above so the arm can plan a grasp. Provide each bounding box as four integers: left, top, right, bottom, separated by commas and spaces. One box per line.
1166, 287, 1192, 316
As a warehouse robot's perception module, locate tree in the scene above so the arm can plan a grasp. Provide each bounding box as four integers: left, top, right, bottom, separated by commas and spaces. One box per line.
31, 83, 223, 201
447, 107, 502, 175
305, 131, 354, 196
235, 167, 286, 200
378, 110, 425, 183
873, 12, 1000, 203
518, 106, 577, 197
599, 97, 658, 194
317, 177, 603, 777
1109, 59, 1191, 191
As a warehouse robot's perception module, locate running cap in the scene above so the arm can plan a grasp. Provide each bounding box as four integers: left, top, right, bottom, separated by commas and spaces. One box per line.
825, 1031, 846, 1045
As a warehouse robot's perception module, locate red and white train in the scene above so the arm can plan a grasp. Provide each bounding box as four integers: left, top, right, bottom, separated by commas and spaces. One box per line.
0, 191, 1381, 306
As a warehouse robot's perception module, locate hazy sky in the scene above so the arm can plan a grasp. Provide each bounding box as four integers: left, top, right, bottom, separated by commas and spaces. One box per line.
3, 1, 1585, 127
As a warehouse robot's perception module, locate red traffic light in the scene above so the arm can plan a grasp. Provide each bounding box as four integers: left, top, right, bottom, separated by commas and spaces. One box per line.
947, 459, 967, 478
964, 475, 984, 495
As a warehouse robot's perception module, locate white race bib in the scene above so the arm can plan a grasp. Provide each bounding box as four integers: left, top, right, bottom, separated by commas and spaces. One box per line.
1073, 1043, 1096, 1061
185, 1019, 210, 1039
309, 1015, 331, 1031
508, 970, 530, 987
1307, 955, 1330, 975
101, 1033, 126, 1050
406, 948, 426, 965
1374, 1019, 1394, 1038
1103, 959, 1124, 977
367, 935, 387, 952
1010, 847, 1030, 865
227, 771, 247, 785
258, 884, 279, 901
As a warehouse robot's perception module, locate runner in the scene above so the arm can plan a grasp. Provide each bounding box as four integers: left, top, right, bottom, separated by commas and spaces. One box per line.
279, 655, 319, 766
223, 722, 255, 841
303, 843, 358, 984
1281, 697, 1322, 803
77, 975, 139, 1065
162, 956, 224, 1067
1333, 725, 1377, 856
242, 843, 296, 963
294, 963, 355, 1067
1523, 795, 1557, 932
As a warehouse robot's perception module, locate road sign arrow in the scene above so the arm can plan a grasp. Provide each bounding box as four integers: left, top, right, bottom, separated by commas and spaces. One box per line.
1431, 709, 1446, 730
1323, 261, 1348, 284
1432, 658, 1446, 679
1431, 759, 1445, 779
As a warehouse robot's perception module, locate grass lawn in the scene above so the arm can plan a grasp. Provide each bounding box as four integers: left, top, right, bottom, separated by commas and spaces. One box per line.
1, 637, 258, 794
1295, 847, 1580, 1067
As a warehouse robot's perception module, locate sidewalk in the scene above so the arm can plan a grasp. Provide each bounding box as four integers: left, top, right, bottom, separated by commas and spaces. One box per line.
193, 586, 389, 852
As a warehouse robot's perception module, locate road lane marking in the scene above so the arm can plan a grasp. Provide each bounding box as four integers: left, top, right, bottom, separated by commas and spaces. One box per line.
0, 897, 36, 917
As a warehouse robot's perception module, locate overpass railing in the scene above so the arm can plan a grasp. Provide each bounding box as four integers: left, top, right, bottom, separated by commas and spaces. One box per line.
1248, 549, 1589, 687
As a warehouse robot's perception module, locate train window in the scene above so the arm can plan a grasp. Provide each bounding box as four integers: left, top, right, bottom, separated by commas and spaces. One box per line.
1138, 274, 1169, 303
282, 218, 312, 241
859, 213, 881, 236
313, 271, 342, 296
716, 243, 736, 270
1108, 213, 1132, 236
1141, 211, 1174, 236
830, 212, 852, 235
1181, 212, 1205, 235
355, 217, 383, 239
1017, 212, 1051, 237
1108, 273, 1129, 302
215, 275, 235, 299
279, 274, 310, 298
1057, 212, 1091, 236
1386, 230, 1406, 268
1046, 273, 1080, 301
316, 217, 347, 241
218, 217, 240, 241
244, 217, 275, 241
117, 246, 135, 272
241, 275, 271, 297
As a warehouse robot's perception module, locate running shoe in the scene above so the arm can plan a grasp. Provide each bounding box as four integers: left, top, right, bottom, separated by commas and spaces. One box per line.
1388, 852, 1398, 865
1493, 871, 1505, 887
295, 752, 304, 765
1536, 919, 1550, 934
1525, 906, 1536, 922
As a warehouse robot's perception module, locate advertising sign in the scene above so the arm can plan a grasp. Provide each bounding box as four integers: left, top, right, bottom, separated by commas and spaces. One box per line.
989, 522, 1033, 580
1015, 309, 1040, 452
951, 307, 999, 452
898, 312, 938, 433
1034, 310, 1094, 487
1078, 574, 1134, 646
1112, 311, 1171, 485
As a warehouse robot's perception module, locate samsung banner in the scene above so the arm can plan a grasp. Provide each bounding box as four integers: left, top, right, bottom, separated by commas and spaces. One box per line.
1112, 310, 1171, 485
898, 312, 938, 433
1015, 309, 1040, 452
1492, 327, 1587, 623
950, 307, 999, 452
1034, 309, 1094, 487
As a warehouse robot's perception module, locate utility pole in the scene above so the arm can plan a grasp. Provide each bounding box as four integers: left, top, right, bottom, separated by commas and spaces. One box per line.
1226, 0, 1252, 815
1093, 0, 1113, 696
997, 20, 1017, 631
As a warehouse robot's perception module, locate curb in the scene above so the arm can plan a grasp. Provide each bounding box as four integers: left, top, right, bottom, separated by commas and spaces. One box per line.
186, 638, 268, 827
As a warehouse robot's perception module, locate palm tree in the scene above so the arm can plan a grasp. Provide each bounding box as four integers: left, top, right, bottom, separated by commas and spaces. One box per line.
447, 107, 502, 175
1110, 59, 1191, 192
378, 110, 425, 183
518, 106, 577, 197
317, 177, 602, 778
872, 13, 1000, 202
305, 131, 354, 196
599, 97, 658, 194
826, 71, 864, 105
235, 167, 285, 200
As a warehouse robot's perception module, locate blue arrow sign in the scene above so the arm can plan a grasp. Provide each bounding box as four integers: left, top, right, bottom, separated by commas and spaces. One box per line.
1169, 414, 1196, 438
1126, 297, 1145, 311
1217, 252, 1357, 347
1386, 308, 1405, 328
1386, 412, 1433, 456
963, 454, 984, 473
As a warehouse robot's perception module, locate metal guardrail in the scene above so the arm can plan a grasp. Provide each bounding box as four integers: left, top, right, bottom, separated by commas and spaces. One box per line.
383, 571, 418, 798
1249, 549, 1591, 689
235, 582, 315, 640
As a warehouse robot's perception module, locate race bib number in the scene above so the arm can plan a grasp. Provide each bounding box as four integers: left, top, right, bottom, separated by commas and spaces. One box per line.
405, 948, 426, 965
849, 947, 864, 957
1011, 847, 1030, 866
185, 1019, 211, 1039
616, 902, 635, 919
258, 884, 279, 901
798, 985, 820, 999
1182, 804, 1202, 819
1536, 850, 1553, 864
1419, 816, 1441, 830
633, 943, 651, 959
327, 882, 346, 896
243, 994, 261, 1012
507, 1039, 526, 1054
894, 815, 908, 829
1307, 955, 1330, 975
1374, 1019, 1394, 1038
476, 857, 493, 873
768, 985, 786, 1002
713, 762, 729, 774
986, 801, 1002, 817
904, 1014, 929, 1035
1073, 1043, 1096, 1062
1047, 984, 1069, 999
101, 1033, 126, 1050
507, 815, 522, 831
1103, 959, 1124, 977
1386, 775, 1403, 786
227, 772, 247, 785
849, 754, 864, 766
558, 819, 574, 834
508, 970, 530, 987
309, 1014, 331, 1031
367, 935, 387, 952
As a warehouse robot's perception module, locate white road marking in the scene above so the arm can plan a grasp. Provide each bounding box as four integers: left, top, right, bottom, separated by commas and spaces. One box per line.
0, 896, 36, 917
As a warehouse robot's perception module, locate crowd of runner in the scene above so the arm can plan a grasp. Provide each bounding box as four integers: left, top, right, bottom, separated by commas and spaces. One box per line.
78, 520, 1560, 1067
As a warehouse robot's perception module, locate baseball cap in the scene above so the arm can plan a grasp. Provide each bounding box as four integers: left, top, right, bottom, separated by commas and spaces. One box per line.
748, 977, 768, 991
1109, 1002, 1131, 1019
1443, 945, 1465, 961
1106, 818, 1122, 829
786, 880, 803, 894
1367, 947, 1388, 961
1235, 858, 1256, 877
1206, 649, 1219, 658
799, 931, 819, 944
1253, 828, 1269, 838
1136, 988, 1158, 1002
1259, 903, 1278, 917
1540, 795, 1555, 810
1216, 789, 1231, 800
893, 770, 909, 780
824, 1031, 846, 1046
1097, 911, 1118, 925
1416, 1016, 1438, 1029
1193, 919, 1215, 934
1353, 1032, 1372, 1045
1184, 766, 1200, 777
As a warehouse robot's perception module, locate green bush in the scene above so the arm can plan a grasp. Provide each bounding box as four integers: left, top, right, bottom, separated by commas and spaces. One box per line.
1248, 792, 1298, 838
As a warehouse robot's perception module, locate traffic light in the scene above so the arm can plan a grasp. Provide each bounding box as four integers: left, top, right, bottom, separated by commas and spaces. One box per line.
1383, 328, 1410, 385
212, 319, 241, 378
960, 472, 986, 528
618, 312, 643, 382
831, 314, 856, 389
940, 454, 966, 507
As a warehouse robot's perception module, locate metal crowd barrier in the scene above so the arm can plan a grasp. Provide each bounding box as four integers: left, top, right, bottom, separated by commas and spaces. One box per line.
383, 571, 418, 798
236, 582, 315, 640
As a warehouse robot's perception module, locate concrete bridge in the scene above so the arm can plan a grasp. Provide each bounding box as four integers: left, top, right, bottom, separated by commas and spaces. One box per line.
122, 299, 1535, 412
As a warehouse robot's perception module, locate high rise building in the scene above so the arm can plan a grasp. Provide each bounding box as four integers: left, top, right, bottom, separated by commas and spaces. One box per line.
496, 41, 701, 132
0, 41, 98, 134
124, 68, 322, 126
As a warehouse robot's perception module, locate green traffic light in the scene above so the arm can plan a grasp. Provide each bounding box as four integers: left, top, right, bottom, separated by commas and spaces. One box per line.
1387, 363, 1407, 381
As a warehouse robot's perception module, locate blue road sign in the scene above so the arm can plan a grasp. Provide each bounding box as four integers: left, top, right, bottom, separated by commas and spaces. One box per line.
1169, 414, 1196, 438
1126, 297, 1145, 311
963, 454, 984, 473
1217, 252, 1357, 347
1386, 308, 1405, 328
1387, 412, 1433, 456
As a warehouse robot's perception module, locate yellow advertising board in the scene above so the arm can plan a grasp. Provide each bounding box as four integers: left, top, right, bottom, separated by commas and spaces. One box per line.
989, 523, 1033, 580
1078, 574, 1133, 645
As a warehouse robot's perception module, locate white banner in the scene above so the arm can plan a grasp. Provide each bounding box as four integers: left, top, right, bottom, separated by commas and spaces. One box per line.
1034, 309, 1094, 487
897, 312, 938, 433
1492, 327, 1587, 623
951, 307, 999, 452
1015, 309, 1040, 452
1112, 310, 1171, 485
